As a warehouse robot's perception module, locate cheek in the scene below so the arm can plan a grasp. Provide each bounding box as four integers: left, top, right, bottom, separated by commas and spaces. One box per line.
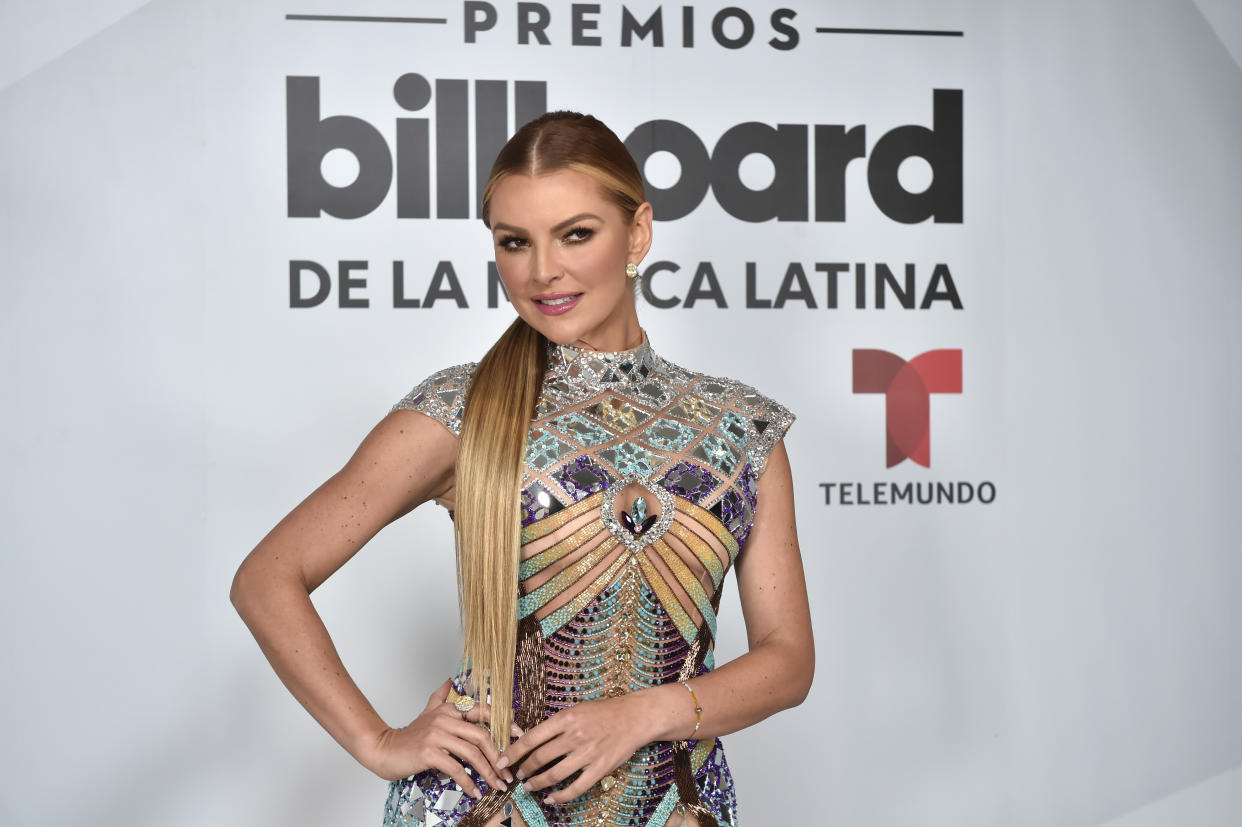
494, 256, 527, 292
571, 240, 626, 288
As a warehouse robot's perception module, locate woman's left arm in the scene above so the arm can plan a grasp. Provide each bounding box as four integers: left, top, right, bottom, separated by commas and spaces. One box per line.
639, 437, 815, 740
503, 439, 814, 802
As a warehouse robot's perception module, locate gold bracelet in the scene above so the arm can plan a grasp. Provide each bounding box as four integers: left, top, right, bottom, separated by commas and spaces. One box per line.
680, 681, 702, 738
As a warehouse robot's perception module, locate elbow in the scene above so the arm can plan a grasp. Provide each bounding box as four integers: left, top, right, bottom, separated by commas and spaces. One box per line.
229, 558, 263, 620
786, 641, 816, 709
229, 564, 249, 616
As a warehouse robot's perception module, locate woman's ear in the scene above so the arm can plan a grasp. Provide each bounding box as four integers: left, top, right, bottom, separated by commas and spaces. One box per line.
627, 202, 654, 264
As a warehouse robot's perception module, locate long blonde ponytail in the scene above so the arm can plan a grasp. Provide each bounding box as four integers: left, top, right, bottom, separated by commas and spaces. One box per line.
455, 317, 545, 749
457, 111, 646, 750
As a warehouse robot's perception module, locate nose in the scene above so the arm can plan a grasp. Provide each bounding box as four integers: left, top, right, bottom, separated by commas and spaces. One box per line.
532, 244, 564, 286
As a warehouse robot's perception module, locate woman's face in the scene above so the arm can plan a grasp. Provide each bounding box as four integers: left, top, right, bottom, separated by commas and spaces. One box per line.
488, 168, 652, 351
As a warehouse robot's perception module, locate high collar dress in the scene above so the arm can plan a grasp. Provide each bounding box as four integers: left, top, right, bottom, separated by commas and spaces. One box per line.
383, 332, 794, 827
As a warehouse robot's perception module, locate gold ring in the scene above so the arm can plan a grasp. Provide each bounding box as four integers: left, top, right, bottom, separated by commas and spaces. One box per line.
453, 694, 477, 716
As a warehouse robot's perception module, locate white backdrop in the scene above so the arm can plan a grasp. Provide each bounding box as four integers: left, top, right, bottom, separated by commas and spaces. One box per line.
2, 1, 1240, 825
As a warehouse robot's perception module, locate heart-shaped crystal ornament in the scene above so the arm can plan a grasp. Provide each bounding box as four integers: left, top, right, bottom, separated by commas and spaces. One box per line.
601, 474, 675, 553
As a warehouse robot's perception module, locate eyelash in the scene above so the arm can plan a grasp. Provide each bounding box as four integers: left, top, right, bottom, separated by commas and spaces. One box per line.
497, 226, 595, 252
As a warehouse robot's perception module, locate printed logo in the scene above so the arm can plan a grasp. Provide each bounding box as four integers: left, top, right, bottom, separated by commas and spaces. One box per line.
853, 349, 962, 468
286, 74, 961, 224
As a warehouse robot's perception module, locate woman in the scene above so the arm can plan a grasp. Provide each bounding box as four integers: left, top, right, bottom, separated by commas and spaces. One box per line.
231, 111, 814, 827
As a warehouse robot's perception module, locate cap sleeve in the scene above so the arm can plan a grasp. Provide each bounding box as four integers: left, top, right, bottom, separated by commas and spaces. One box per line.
734, 384, 796, 478
390, 362, 476, 436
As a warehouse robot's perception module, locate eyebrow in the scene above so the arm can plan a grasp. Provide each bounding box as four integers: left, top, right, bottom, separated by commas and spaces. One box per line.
492, 212, 603, 235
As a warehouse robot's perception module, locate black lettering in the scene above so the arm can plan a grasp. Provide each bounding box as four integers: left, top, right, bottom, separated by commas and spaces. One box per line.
474, 80, 508, 216
392, 261, 421, 307
571, 4, 602, 46
517, 2, 551, 44
684, 263, 728, 308
745, 262, 771, 308
868, 89, 963, 223
816, 262, 849, 308
640, 261, 680, 309
875, 263, 915, 309
393, 73, 431, 219
936, 481, 954, 503
712, 6, 754, 48
813, 124, 865, 222
839, 483, 854, 505
289, 260, 331, 308
769, 9, 799, 50
339, 260, 369, 308
463, 1, 497, 42
436, 79, 469, 218
979, 482, 997, 503
891, 482, 913, 504
774, 263, 816, 308
916, 482, 933, 504
514, 81, 548, 130
625, 120, 711, 220
957, 482, 975, 504
682, 5, 694, 47
921, 263, 963, 309
857, 483, 870, 505
711, 123, 808, 222
621, 6, 664, 46
819, 482, 835, 505
873, 482, 887, 505
423, 261, 468, 307
286, 76, 392, 219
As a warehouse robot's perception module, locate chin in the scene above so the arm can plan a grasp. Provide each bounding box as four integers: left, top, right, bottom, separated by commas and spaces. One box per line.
520, 309, 596, 347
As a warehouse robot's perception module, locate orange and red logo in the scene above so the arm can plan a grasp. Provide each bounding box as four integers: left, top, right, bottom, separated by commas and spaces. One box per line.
853, 349, 962, 468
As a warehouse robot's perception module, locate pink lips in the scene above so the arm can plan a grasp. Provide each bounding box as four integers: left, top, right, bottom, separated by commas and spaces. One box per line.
532, 292, 583, 315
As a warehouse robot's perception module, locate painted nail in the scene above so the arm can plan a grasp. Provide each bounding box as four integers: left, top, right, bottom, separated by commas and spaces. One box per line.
516, 769, 526, 780
503, 770, 514, 783
544, 795, 556, 804
496, 780, 507, 791
522, 781, 533, 792
497, 756, 510, 769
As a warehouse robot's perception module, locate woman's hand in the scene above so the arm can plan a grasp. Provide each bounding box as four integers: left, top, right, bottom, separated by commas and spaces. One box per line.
495, 693, 656, 804
364, 680, 521, 798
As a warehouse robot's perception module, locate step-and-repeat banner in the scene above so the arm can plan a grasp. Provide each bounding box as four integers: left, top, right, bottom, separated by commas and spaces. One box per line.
3, 2, 1240, 825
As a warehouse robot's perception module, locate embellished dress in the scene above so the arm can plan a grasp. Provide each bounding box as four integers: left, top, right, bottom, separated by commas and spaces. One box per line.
383, 333, 794, 827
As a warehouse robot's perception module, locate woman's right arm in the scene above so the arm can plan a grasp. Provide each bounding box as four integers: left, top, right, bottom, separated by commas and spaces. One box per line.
229, 409, 510, 796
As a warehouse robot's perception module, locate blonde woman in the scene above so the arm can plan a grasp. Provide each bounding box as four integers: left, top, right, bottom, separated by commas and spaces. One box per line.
231, 111, 814, 827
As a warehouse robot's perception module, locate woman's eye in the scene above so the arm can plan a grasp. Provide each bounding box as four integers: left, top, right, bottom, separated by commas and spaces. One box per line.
564, 226, 594, 243
498, 236, 527, 251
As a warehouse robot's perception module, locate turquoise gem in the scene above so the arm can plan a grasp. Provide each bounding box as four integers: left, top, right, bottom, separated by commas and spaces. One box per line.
631, 496, 648, 524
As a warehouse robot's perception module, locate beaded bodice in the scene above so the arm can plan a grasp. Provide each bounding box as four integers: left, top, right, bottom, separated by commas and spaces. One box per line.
386, 333, 793, 827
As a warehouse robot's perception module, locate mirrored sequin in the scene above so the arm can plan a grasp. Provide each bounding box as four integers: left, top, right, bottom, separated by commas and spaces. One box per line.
386, 333, 793, 827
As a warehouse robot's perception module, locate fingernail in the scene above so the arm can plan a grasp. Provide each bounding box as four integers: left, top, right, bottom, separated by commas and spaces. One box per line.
504, 771, 514, 783
516, 769, 526, 780
522, 781, 533, 792
496, 779, 508, 791
472, 788, 482, 799
544, 795, 556, 804
497, 756, 509, 769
